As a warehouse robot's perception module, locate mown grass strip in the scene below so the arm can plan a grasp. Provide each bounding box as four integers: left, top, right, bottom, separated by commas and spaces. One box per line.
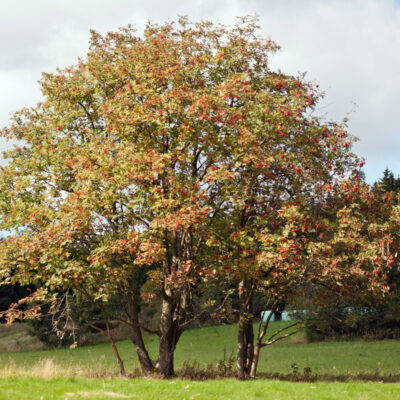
0, 378, 400, 400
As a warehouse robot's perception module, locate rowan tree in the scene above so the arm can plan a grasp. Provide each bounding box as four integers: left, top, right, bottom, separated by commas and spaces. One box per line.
0, 16, 395, 380
0, 16, 280, 377
221, 178, 397, 378
306, 177, 400, 342
192, 41, 367, 377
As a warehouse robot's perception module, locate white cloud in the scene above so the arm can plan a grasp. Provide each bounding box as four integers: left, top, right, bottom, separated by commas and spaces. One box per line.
250, 0, 400, 182
1, 0, 399, 182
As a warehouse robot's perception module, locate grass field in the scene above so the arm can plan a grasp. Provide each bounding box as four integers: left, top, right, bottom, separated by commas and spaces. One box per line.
0, 322, 399, 379
1, 322, 400, 399
0, 377, 399, 400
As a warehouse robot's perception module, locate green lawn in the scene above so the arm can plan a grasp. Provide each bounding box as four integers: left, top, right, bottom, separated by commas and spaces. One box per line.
0, 322, 399, 378
0, 378, 399, 400
0, 323, 400, 399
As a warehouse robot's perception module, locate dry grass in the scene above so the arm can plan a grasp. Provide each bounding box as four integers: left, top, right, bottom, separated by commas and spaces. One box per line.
65, 391, 129, 398
0, 358, 124, 379
290, 334, 308, 344
0, 323, 45, 352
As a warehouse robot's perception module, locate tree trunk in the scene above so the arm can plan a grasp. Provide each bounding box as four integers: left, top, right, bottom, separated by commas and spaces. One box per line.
158, 295, 184, 378
237, 279, 254, 380
127, 288, 154, 375
130, 325, 154, 375
157, 229, 190, 378
237, 316, 254, 379
249, 342, 262, 378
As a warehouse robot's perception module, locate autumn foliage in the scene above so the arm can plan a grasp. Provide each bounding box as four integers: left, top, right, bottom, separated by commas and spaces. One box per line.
0, 16, 396, 379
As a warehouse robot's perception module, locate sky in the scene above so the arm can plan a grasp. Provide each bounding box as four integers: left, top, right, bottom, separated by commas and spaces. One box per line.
1, 0, 399, 183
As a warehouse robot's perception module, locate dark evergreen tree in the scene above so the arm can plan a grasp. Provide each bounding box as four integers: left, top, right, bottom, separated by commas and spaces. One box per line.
377, 168, 400, 192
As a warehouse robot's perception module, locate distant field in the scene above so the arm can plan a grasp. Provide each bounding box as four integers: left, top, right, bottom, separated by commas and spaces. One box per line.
0, 323, 45, 353
0, 377, 399, 400
0, 322, 399, 378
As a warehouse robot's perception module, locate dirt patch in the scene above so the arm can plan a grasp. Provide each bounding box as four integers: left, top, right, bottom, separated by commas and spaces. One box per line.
291, 335, 307, 344
65, 392, 129, 398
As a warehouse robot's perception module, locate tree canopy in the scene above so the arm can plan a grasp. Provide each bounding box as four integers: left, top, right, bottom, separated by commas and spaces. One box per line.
0, 16, 395, 379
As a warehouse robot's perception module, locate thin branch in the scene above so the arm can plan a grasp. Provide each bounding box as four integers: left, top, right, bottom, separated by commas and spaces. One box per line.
267, 321, 300, 342
77, 102, 96, 131
180, 293, 230, 329
244, 280, 256, 309
111, 314, 159, 335
263, 326, 303, 347
98, 303, 126, 376
78, 286, 159, 335
256, 299, 278, 344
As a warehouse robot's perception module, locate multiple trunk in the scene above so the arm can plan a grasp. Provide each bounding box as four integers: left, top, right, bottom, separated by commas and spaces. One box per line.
237, 314, 254, 379
236, 280, 282, 379
125, 273, 271, 380
106, 272, 284, 380
107, 239, 284, 380
237, 290, 299, 379
125, 233, 190, 378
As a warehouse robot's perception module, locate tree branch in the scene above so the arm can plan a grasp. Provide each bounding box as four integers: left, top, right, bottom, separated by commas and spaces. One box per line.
180, 293, 230, 329
77, 102, 96, 131
263, 326, 303, 347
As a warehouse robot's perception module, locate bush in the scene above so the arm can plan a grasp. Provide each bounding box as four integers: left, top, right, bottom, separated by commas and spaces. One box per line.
305, 301, 400, 342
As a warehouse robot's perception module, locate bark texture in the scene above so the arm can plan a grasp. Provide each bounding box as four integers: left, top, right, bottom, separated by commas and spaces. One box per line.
127, 287, 154, 375
236, 279, 255, 380
158, 286, 186, 378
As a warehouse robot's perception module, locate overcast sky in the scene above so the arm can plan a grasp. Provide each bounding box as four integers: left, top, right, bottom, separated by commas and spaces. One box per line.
1, 0, 399, 183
